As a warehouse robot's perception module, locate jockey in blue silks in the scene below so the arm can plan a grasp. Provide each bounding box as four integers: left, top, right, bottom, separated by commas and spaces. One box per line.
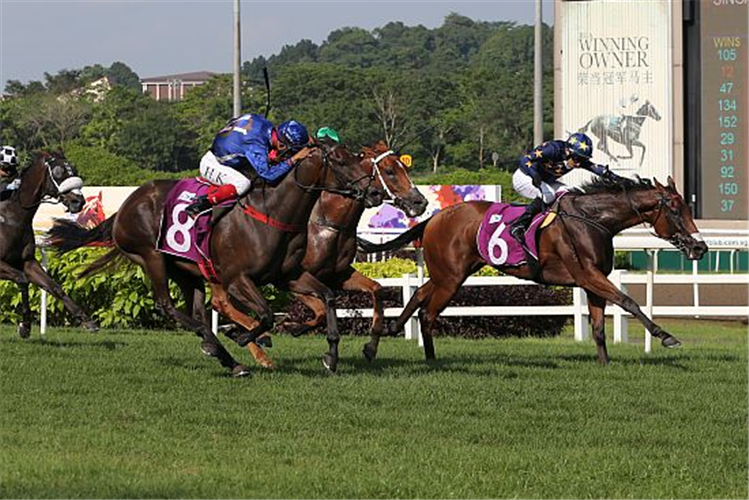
510, 132, 623, 245
185, 114, 310, 216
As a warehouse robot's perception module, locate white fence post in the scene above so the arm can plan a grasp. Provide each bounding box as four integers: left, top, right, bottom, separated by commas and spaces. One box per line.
40, 247, 48, 336
211, 309, 219, 335
572, 287, 588, 341
645, 250, 654, 353
692, 259, 700, 318
611, 269, 628, 343
402, 273, 415, 341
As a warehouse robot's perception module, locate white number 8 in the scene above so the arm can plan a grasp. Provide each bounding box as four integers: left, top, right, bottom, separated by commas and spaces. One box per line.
165, 203, 195, 252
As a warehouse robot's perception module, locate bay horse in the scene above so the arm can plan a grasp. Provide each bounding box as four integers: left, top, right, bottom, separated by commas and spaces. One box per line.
278, 141, 428, 347
357, 176, 708, 365
49, 142, 381, 376
0, 151, 98, 337
578, 100, 661, 167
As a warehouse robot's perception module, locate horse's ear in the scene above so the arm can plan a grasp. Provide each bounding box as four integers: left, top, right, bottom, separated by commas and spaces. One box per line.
667, 176, 676, 189
653, 178, 665, 191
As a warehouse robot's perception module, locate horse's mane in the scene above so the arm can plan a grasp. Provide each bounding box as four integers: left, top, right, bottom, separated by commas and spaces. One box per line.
574, 176, 653, 196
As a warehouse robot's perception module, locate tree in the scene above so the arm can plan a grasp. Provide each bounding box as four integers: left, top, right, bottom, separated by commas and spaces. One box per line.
107, 61, 140, 90
4, 93, 90, 150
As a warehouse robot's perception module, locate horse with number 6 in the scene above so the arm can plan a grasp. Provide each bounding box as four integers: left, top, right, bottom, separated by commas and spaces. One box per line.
357, 176, 708, 365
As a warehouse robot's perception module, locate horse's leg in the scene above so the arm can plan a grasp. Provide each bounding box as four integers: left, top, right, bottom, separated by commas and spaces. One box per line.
569, 263, 680, 349
171, 268, 207, 325
632, 140, 646, 167
210, 279, 276, 369
417, 281, 461, 361
17, 281, 32, 338
280, 293, 326, 336
328, 269, 387, 362
388, 280, 434, 337
136, 251, 247, 376
21, 258, 99, 332
0, 261, 32, 338
285, 271, 341, 373
586, 292, 610, 365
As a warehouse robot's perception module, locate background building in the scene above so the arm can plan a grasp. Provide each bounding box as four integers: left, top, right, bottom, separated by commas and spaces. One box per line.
140, 71, 215, 101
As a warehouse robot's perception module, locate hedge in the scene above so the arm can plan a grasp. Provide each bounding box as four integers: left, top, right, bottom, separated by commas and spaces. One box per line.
0, 251, 570, 338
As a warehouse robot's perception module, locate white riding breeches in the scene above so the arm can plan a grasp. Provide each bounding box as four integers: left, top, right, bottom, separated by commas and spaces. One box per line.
199, 151, 252, 196
513, 169, 565, 205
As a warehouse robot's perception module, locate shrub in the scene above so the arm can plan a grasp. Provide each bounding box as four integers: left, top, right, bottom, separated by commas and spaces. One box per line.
1, 251, 570, 338
65, 141, 198, 186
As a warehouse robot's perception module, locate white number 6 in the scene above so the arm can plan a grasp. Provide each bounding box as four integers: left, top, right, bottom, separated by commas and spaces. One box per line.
487, 217, 508, 266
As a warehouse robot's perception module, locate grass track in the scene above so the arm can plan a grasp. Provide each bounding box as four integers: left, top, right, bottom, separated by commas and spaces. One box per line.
1, 320, 747, 499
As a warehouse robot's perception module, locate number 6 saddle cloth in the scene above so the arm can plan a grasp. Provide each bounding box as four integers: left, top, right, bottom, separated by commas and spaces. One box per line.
157, 178, 228, 281
476, 202, 558, 267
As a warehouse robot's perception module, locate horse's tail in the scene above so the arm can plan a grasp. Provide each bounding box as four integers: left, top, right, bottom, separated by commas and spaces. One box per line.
47, 214, 116, 253
357, 218, 430, 253
78, 247, 124, 279
47, 215, 126, 278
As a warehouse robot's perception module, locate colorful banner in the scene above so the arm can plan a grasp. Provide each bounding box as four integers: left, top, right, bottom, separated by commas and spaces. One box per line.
32, 184, 504, 238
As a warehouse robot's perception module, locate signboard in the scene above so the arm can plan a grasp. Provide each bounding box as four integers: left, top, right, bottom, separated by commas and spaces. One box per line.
560, 0, 672, 185
699, 0, 748, 220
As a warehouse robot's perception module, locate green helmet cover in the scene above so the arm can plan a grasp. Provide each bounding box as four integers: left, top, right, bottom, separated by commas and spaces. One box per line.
316, 127, 340, 143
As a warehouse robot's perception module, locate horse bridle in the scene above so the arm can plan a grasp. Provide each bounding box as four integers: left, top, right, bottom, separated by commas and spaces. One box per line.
20, 157, 84, 209
368, 150, 415, 205
293, 143, 374, 201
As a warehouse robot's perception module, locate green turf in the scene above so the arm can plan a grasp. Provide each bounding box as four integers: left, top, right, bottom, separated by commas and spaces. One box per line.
1, 319, 747, 499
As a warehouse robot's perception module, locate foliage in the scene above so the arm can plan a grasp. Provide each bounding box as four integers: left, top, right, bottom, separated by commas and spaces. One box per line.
1, 13, 556, 201
64, 141, 198, 186
2, 252, 568, 339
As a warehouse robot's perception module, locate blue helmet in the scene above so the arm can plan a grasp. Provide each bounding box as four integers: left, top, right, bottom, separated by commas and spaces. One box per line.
567, 132, 593, 160
277, 120, 309, 148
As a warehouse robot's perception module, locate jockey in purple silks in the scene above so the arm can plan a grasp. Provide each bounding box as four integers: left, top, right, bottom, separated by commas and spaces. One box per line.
185, 114, 310, 217
510, 132, 623, 246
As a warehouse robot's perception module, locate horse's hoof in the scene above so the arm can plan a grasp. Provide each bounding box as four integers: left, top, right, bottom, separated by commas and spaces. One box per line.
362, 344, 376, 363
232, 365, 252, 378
17, 322, 31, 339
200, 342, 220, 357
322, 354, 337, 373
83, 321, 99, 333
255, 335, 273, 349
662, 336, 681, 348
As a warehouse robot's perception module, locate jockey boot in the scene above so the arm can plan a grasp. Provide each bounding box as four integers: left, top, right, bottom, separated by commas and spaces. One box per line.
510, 197, 544, 247
185, 184, 238, 218
185, 195, 211, 218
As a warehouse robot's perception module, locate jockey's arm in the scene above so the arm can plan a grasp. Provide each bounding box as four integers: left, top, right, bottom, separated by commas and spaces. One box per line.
582, 160, 623, 182
246, 145, 295, 183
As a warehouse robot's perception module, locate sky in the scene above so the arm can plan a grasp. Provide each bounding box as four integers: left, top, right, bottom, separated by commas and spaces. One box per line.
0, 0, 554, 92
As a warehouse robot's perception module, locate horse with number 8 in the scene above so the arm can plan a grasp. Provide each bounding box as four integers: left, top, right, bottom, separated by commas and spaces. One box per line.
49, 141, 382, 376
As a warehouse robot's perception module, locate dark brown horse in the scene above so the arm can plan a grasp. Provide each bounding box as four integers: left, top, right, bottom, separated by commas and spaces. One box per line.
357, 177, 708, 365
0, 151, 97, 337
279, 141, 428, 347
49, 142, 381, 376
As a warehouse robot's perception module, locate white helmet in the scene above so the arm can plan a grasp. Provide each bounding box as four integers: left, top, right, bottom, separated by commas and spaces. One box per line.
0, 146, 18, 167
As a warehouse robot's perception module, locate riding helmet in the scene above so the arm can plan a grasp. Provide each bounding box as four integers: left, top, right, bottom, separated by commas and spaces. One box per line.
0, 146, 18, 167
566, 132, 593, 160
277, 120, 310, 148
